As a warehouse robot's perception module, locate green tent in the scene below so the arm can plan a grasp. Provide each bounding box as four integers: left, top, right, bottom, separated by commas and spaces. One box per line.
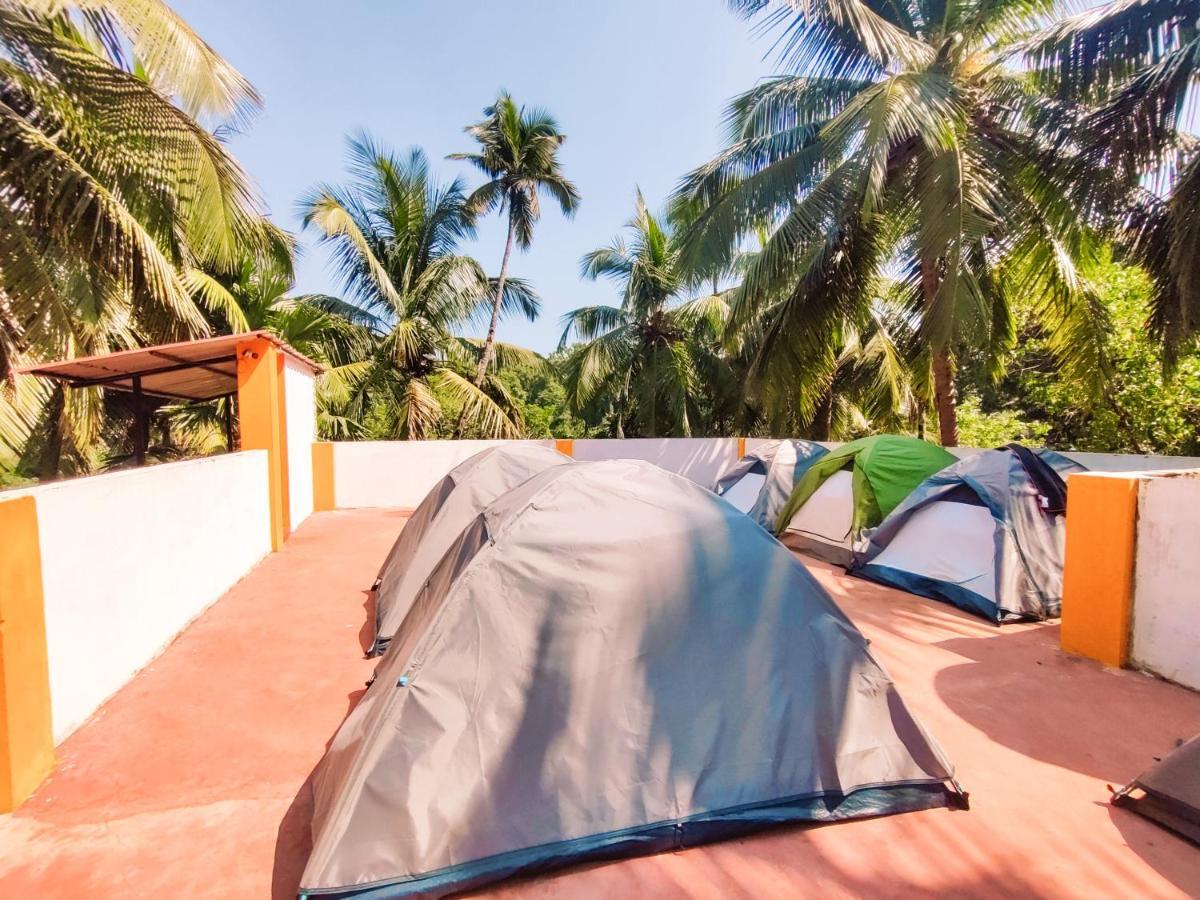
775, 435, 956, 565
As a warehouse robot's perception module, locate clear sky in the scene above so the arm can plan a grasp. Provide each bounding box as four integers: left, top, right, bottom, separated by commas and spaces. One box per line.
168, 0, 777, 353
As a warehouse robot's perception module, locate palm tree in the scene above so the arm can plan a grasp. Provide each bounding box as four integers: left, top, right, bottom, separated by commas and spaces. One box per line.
559, 193, 731, 437
0, 0, 270, 476
1027, 0, 1200, 360
674, 0, 1113, 446
301, 136, 543, 439
450, 92, 580, 392
0, 0, 269, 377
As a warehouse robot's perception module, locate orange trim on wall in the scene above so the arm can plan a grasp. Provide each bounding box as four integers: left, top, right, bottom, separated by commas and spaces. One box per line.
737, 437, 747, 459
1061, 472, 1141, 668
555, 439, 574, 457
312, 442, 336, 511
237, 337, 291, 550
0, 496, 54, 812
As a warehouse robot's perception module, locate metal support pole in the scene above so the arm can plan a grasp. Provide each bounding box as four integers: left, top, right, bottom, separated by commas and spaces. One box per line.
224, 394, 235, 452
132, 375, 147, 466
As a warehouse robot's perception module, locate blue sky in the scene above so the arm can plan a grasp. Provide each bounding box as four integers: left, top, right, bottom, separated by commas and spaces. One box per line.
169, 0, 777, 353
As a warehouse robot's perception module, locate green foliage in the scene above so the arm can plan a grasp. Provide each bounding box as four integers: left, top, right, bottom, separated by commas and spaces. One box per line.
0, 0, 269, 478
673, 0, 1121, 445
300, 136, 541, 440
960, 256, 1200, 454
953, 397, 1050, 450
496, 357, 594, 439
559, 193, 735, 438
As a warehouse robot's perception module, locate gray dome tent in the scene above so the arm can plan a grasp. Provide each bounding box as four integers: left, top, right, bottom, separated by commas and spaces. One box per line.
850, 446, 1086, 622
714, 439, 829, 530
367, 443, 571, 656
302, 460, 963, 898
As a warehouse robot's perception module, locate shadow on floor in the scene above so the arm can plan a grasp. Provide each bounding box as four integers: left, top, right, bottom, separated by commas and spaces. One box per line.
273, 687, 367, 900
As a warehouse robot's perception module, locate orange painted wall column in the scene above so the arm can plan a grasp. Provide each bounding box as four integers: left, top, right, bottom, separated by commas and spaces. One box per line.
0, 496, 54, 811
312, 442, 336, 511
1060, 472, 1143, 668
555, 439, 574, 457
237, 337, 291, 550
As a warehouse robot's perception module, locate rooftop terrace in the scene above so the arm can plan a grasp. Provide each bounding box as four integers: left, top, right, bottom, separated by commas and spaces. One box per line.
2, 507, 1197, 899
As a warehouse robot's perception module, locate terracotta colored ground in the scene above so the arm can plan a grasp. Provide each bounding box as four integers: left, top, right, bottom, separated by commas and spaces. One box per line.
1, 509, 1198, 899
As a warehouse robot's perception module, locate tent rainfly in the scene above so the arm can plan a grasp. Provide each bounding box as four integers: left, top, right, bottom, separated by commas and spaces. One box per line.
714, 439, 829, 530
1113, 732, 1200, 845
301, 459, 965, 899
368, 443, 571, 656
775, 435, 956, 565
849, 445, 1085, 622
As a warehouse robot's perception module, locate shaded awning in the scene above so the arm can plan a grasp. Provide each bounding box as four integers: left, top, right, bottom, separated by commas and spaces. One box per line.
19, 331, 323, 402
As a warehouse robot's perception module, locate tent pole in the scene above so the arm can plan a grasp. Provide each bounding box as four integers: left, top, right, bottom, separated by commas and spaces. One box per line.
224, 394, 235, 452
132, 376, 147, 466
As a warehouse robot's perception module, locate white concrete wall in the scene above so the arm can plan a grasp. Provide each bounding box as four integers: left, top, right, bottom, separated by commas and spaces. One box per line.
1131, 472, 1200, 690
572, 438, 739, 487
7, 452, 272, 742
284, 357, 316, 529
327, 436, 1200, 510
329, 440, 557, 508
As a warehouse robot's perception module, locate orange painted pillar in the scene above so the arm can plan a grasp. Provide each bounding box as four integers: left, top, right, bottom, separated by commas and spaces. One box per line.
312, 442, 336, 511
237, 337, 291, 550
0, 496, 54, 811
555, 439, 574, 457
1060, 472, 1142, 668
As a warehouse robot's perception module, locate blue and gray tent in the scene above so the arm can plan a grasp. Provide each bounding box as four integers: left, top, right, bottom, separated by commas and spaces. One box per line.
850, 445, 1086, 623
713, 439, 828, 529
301, 460, 963, 898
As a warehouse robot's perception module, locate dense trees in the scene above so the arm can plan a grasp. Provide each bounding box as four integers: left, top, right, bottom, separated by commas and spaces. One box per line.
559, 193, 733, 437
3, 0, 1199, 482
0, 0, 274, 475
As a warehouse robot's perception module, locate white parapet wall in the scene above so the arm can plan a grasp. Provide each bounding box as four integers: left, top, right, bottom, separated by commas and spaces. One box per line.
572, 438, 739, 488
1130, 471, 1200, 690
284, 355, 317, 529
328, 440, 557, 508
324, 436, 1200, 510
5, 452, 272, 742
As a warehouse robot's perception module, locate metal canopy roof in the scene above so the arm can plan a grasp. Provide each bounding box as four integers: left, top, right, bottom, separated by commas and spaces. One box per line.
20, 331, 323, 402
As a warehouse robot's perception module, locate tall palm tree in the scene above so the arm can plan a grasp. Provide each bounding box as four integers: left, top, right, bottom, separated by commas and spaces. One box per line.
301, 136, 542, 439
1028, 0, 1200, 360
559, 193, 730, 437
0, 0, 269, 378
450, 92, 580, 391
0, 0, 270, 476
675, 0, 1113, 446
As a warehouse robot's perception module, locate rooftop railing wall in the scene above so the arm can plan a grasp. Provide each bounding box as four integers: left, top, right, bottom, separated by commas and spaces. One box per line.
3, 452, 273, 745
2, 426, 1197, 812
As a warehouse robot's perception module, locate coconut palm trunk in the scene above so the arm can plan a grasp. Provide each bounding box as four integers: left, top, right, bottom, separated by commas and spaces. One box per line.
922, 260, 959, 447
473, 214, 517, 386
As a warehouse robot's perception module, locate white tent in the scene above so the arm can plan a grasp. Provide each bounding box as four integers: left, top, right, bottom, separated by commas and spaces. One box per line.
782, 469, 857, 560
713, 440, 828, 528
852, 446, 1085, 622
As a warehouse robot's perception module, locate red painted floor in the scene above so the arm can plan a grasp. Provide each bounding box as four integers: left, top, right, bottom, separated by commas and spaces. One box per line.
2, 508, 1199, 898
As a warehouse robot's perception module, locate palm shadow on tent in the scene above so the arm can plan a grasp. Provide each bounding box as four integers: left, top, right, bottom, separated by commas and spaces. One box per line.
295, 461, 966, 898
